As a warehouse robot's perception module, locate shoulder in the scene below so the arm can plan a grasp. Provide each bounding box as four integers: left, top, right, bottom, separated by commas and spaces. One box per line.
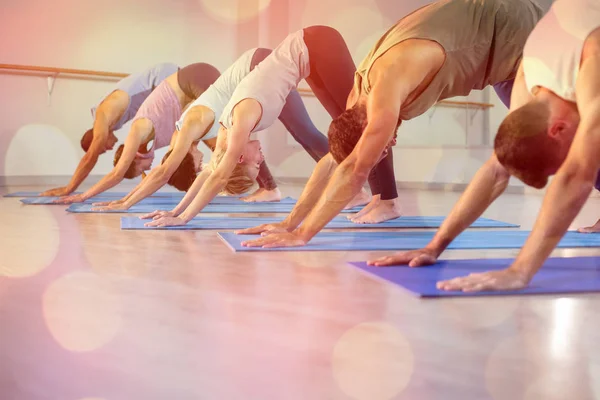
582, 27, 600, 61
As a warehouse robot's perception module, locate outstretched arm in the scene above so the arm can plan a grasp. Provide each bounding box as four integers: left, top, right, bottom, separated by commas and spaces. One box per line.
119, 108, 214, 208
141, 168, 212, 221
371, 61, 533, 267
236, 153, 338, 237
439, 54, 600, 292
94, 125, 184, 207
146, 100, 261, 226
244, 75, 406, 247
41, 92, 128, 196
56, 119, 151, 203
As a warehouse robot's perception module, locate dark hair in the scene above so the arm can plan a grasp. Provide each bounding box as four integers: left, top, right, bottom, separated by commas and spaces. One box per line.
328, 104, 368, 164
161, 150, 198, 191
80, 128, 94, 152
494, 101, 553, 189
113, 144, 138, 179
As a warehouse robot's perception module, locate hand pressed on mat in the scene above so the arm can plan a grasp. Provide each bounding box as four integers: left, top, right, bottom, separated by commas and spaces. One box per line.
235, 221, 290, 235
144, 215, 187, 227
436, 268, 530, 292
241, 231, 307, 248
41, 186, 72, 197
54, 194, 86, 204
140, 210, 176, 220
92, 202, 130, 212
368, 248, 439, 267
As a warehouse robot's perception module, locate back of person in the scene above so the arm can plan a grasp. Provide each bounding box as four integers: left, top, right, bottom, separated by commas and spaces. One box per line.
355, 0, 546, 120
220, 31, 310, 133
523, 0, 600, 103
91, 62, 179, 130
176, 48, 257, 140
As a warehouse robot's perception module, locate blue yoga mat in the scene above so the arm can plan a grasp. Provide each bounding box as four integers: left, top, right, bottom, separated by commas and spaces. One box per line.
5, 191, 179, 198
22, 196, 295, 206
121, 216, 518, 230
218, 230, 600, 252
67, 202, 361, 214
349, 256, 600, 297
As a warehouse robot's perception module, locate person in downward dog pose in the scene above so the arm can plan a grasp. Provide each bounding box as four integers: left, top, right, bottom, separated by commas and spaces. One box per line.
143, 26, 369, 227
41, 62, 179, 197
370, 0, 600, 292
94, 47, 329, 211
55, 63, 220, 204
236, 0, 547, 247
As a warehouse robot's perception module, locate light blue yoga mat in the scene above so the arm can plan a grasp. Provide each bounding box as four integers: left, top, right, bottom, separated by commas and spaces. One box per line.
67, 202, 360, 214
21, 196, 295, 206
120, 216, 519, 230
218, 230, 600, 252
349, 256, 600, 297
5, 191, 177, 198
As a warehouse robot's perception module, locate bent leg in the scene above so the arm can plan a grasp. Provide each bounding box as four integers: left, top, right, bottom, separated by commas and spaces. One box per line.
277, 89, 329, 162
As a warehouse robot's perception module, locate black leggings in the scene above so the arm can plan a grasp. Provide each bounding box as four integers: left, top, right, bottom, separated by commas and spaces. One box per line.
251, 48, 329, 190
303, 25, 398, 200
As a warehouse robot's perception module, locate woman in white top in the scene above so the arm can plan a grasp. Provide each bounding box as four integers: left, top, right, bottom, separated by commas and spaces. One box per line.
143, 26, 364, 227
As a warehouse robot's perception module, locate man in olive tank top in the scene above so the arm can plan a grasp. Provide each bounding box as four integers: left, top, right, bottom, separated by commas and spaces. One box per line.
238, 0, 548, 250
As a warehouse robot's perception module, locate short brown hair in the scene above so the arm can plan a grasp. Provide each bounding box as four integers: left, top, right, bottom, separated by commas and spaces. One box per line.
161, 150, 198, 191
494, 101, 552, 189
80, 129, 94, 152
113, 144, 138, 179
210, 149, 254, 195
328, 104, 368, 164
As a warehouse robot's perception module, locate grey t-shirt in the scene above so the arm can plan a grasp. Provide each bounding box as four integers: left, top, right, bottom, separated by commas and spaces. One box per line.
91, 62, 179, 130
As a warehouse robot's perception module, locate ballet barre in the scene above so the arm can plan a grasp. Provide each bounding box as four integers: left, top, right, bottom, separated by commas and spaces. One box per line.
1, 63, 495, 109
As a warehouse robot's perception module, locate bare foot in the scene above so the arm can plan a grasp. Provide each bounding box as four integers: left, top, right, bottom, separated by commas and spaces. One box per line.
351, 198, 402, 224
343, 188, 371, 210
347, 195, 380, 220
243, 188, 282, 203
578, 218, 600, 233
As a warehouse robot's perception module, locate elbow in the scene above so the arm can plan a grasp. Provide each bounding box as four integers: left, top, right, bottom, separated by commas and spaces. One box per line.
558, 162, 597, 189
108, 170, 124, 183
156, 169, 172, 185
339, 159, 370, 185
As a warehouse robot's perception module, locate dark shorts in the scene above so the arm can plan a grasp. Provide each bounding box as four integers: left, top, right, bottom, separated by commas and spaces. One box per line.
177, 63, 221, 99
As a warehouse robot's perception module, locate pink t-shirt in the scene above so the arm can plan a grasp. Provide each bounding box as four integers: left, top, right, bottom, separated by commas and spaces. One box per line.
132, 80, 182, 159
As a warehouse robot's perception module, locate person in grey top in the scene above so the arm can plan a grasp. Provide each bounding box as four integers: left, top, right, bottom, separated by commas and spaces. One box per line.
41, 62, 178, 197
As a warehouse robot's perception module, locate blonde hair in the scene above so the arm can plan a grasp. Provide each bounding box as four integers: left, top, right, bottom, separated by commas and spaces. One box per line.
210, 148, 254, 195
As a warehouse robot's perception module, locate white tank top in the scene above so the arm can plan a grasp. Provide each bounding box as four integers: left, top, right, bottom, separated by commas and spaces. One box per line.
176, 48, 256, 140
219, 30, 311, 133
523, 0, 600, 102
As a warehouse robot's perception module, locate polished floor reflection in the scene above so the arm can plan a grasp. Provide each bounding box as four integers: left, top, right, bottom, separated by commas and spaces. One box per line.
1, 184, 599, 400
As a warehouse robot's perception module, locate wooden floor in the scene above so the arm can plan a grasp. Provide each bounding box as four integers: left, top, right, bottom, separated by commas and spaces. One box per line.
1, 183, 600, 400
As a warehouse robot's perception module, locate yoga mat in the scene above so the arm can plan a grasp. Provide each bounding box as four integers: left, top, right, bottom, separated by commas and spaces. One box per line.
121, 216, 518, 230
349, 256, 600, 297
67, 202, 362, 214
22, 196, 295, 206
218, 230, 600, 252
5, 191, 176, 198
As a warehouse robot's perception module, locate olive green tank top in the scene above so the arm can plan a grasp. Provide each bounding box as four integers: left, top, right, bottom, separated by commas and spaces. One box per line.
355, 0, 547, 120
